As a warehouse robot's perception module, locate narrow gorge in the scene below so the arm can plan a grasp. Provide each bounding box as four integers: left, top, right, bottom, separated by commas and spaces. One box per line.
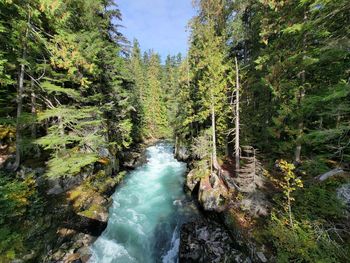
0, 1, 349, 262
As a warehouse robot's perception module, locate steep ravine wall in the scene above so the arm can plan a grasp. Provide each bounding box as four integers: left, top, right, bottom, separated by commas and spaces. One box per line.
181, 168, 271, 262
176, 142, 270, 263
14, 145, 147, 263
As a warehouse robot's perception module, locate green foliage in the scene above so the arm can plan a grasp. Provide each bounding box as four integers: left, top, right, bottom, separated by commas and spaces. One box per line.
143, 52, 171, 139
301, 157, 330, 177
229, 0, 350, 164
0, 125, 15, 141
0, 172, 41, 261
0, 0, 349, 260
174, 0, 232, 155
45, 152, 99, 178
129, 43, 175, 140
265, 173, 349, 262
41, 81, 79, 99
266, 213, 348, 263
191, 129, 212, 160
0, 175, 35, 224
294, 180, 347, 221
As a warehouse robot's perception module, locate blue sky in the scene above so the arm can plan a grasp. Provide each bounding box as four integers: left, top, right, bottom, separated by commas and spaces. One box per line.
116, 0, 196, 59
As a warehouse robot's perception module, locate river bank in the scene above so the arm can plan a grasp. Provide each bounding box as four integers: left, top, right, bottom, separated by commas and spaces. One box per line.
42, 143, 152, 263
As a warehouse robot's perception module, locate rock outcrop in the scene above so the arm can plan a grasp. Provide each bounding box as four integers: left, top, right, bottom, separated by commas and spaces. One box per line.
184, 161, 272, 262
175, 145, 189, 161
179, 219, 251, 263
198, 173, 229, 212
337, 183, 350, 211
121, 146, 147, 169
185, 169, 230, 212
186, 169, 201, 192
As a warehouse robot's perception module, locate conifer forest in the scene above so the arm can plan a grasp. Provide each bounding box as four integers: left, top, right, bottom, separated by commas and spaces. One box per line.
0, 0, 349, 262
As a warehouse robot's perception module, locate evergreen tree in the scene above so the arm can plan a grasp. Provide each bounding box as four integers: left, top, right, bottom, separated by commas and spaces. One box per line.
129, 39, 146, 141
143, 52, 170, 138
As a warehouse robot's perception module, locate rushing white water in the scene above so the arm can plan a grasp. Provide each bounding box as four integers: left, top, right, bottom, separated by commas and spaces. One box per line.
90, 143, 200, 263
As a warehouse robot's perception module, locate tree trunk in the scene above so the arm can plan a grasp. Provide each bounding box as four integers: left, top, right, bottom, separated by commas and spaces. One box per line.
294, 12, 307, 164
295, 81, 305, 163
294, 119, 303, 163
288, 193, 293, 227
31, 78, 36, 138
336, 112, 341, 128
174, 135, 178, 156
30, 78, 41, 157
235, 57, 240, 172
211, 102, 219, 170
57, 115, 66, 151
13, 11, 30, 170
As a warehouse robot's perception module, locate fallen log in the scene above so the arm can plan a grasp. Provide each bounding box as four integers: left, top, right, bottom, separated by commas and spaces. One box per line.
316, 168, 344, 181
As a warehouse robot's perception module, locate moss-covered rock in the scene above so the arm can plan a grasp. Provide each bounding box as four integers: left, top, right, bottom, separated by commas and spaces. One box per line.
198, 173, 229, 212
186, 169, 205, 192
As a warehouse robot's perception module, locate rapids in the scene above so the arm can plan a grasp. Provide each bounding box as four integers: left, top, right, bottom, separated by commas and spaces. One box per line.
90, 142, 200, 263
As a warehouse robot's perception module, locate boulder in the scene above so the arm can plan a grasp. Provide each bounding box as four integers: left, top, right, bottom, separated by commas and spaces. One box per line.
186, 169, 201, 192
175, 145, 189, 161
337, 183, 350, 210
198, 173, 229, 212
122, 150, 146, 169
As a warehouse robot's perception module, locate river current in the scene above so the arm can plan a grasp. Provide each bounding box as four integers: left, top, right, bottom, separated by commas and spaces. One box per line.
89, 142, 200, 263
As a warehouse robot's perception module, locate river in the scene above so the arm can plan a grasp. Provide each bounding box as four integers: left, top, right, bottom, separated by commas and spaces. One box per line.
89, 142, 201, 263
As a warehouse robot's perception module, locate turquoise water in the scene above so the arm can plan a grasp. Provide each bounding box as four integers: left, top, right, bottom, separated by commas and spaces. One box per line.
90, 143, 200, 263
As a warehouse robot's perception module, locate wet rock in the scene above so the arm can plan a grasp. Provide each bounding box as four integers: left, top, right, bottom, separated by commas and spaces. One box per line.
198, 173, 229, 212
152, 221, 173, 259
179, 220, 250, 263
97, 147, 119, 176
45, 233, 94, 263
122, 150, 146, 169
175, 146, 189, 161
61, 213, 107, 236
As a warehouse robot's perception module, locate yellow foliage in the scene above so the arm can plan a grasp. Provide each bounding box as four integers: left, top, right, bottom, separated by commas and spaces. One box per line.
0, 125, 15, 140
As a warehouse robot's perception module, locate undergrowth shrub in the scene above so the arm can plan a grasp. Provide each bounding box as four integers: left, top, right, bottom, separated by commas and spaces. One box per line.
266, 214, 348, 263
0, 172, 41, 261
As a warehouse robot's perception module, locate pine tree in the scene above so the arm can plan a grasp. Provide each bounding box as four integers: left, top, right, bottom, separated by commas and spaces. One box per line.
129, 39, 146, 141
143, 52, 170, 139
178, 0, 232, 167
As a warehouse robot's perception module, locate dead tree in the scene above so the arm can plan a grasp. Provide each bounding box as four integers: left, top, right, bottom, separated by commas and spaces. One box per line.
234, 57, 240, 172
235, 146, 264, 192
